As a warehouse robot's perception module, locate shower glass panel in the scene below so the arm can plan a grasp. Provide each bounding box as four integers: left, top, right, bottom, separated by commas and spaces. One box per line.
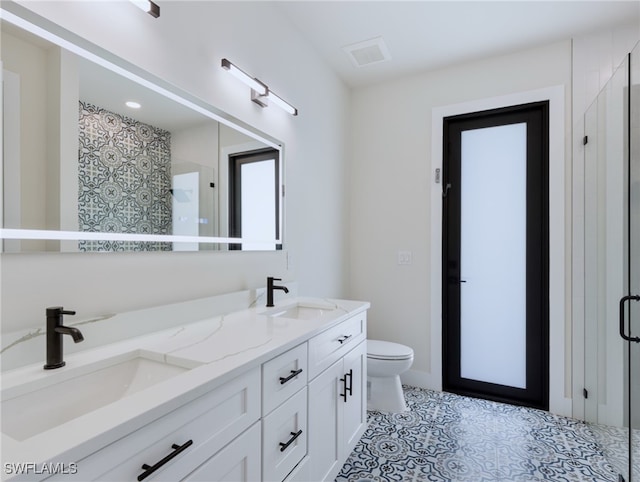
583, 43, 640, 480
583, 99, 599, 425
630, 42, 640, 482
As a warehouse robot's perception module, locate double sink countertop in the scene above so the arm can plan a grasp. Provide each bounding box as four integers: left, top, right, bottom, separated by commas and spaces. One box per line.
0, 296, 369, 472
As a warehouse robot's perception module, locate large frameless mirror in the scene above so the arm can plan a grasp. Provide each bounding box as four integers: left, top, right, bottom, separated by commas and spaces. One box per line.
0, 6, 284, 252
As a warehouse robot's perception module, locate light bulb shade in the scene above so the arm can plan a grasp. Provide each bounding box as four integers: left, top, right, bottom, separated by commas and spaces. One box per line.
130, 0, 160, 17
221, 59, 268, 96
221, 58, 297, 116
267, 91, 298, 116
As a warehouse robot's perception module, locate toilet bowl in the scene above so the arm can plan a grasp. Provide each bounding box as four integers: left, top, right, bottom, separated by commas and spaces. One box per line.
367, 340, 414, 412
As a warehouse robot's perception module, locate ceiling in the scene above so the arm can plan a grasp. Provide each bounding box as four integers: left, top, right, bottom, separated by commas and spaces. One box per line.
276, 1, 640, 88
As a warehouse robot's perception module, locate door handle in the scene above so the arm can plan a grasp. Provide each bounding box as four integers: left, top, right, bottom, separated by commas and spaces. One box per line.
619, 295, 640, 343
345, 369, 353, 398
339, 369, 354, 403
447, 276, 466, 284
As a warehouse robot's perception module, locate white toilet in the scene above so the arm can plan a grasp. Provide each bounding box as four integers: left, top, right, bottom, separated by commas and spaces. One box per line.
366, 339, 414, 412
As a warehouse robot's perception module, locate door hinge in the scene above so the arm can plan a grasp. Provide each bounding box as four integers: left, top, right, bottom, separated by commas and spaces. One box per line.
282, 185, 285, 197
583, 135, 588, 145
583, 388, 589, 399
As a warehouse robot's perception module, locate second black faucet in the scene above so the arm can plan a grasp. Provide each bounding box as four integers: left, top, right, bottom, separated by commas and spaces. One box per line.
266, 277, 289, 307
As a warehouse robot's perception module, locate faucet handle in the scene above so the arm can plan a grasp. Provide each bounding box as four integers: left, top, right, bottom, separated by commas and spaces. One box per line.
46, 307, 76, 316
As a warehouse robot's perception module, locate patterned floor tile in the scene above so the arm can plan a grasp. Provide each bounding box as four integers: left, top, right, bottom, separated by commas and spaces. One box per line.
336, 386, 624, 482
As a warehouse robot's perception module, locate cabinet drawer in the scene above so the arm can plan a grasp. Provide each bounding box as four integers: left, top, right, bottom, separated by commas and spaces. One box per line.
184, 422, 261, 482
262, 387, 307, 482
284, 456, 309, 482
59, 367, 260, 481
262, 343, 308, 415
308, 312, 366, 380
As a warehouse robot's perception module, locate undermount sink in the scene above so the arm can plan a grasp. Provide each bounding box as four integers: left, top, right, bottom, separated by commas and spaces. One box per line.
264, 301, 338, 320
1, 351, 199, 441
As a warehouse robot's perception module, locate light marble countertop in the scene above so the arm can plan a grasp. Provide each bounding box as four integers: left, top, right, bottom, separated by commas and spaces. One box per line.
0, 295, 369, 477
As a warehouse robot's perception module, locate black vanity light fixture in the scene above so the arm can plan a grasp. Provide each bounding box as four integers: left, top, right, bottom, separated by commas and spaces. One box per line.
130, 0, 160, 18
221, 58, 298, 116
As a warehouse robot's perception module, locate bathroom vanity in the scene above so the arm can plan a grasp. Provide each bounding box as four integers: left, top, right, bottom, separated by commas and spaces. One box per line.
0, 294, 369, 481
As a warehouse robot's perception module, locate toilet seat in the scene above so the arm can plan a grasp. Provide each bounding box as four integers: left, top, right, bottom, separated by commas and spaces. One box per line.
367, 340, 414, 361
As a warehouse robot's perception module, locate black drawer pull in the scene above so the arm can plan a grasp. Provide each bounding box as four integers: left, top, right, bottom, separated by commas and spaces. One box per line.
137, 439, 193, 481
279, 368, 303, 385
337, 334, 352, 344
279, 430, 303, 452
339, 369, 353, 402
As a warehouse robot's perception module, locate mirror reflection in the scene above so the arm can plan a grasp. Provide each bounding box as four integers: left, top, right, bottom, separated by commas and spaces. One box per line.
1, 17, 283, 252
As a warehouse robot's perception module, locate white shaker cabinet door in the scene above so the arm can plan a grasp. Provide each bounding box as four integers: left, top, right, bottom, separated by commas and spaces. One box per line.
307, 360, 343, 481
184, 422, 261, 482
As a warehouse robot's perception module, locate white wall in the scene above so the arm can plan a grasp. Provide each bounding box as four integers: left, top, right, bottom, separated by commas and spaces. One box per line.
1, 29, 49, 251
1, 1, 350, 334
348, 40, 573, 415
172, 121, 219, 239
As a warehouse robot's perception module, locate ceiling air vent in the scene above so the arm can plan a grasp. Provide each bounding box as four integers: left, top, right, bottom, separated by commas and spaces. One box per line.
343, 37, 391, 68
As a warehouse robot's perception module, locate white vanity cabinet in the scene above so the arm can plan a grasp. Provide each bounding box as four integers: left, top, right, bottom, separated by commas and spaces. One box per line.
47, 367, 261, 482
28, 302, 368, 482
307, 313, 367, 481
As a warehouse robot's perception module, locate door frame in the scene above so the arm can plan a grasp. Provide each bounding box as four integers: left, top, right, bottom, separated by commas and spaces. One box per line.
441, 102, 549, 410
429, 85, 571, 416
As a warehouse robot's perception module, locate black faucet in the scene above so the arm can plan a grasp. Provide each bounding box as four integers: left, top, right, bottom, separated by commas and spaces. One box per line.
44, 307, 84, 370
266, 277, 289, 307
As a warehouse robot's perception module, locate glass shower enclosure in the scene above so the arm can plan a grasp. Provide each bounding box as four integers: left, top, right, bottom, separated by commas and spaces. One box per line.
583, 42, 639, 481
630, 42, 640, 482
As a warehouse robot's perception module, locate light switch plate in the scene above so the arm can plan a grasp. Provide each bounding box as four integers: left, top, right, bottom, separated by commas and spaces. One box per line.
397, 250, 412, 265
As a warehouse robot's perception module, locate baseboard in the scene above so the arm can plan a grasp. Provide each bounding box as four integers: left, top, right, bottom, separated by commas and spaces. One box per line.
400, 369, 441, 391
401, 370, 573, 417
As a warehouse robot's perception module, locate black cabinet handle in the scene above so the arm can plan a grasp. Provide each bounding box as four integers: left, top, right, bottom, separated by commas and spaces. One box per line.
279, 430, 303, 452
337, 334, 352, 344
619, 295, 640, 342
340, 369, 353, 402
279, 368, 303, 385
137, 440, 193, 481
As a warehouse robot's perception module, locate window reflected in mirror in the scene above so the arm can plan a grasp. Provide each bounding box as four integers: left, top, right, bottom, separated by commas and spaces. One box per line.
228, 148, 281, 251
